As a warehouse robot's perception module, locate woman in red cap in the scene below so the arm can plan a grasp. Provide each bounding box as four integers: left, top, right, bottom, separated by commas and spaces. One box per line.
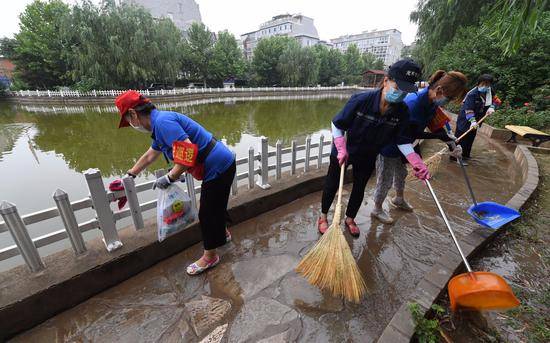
114, 90, 235, 275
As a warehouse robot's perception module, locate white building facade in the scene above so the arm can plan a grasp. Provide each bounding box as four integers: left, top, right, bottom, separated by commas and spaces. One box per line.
330, 29, 404, 67
127, 0, 202, 32
240, 14, 320, 59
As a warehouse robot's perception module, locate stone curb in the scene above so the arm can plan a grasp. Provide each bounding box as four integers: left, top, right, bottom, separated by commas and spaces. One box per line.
377, 144, 539, 343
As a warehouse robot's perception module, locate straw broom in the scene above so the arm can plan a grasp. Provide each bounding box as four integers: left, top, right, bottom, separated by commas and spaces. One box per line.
406, 112, 491, 181
296, 162, 367, 303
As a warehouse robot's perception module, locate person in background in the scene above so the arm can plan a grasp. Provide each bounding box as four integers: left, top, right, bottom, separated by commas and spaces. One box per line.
453, 74, 501, 164
372, 70, 468, 224
113, 90, 235, 275
318, 59, 427, 237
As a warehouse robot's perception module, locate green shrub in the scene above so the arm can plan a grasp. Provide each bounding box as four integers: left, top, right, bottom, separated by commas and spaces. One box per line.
409, 302, 445, 343
486, 106, 550, 131
531, 84, 550, 111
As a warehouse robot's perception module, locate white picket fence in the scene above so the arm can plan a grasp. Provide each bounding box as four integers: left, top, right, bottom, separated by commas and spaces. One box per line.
0, 136, 333, 272
12, 86, 360, 98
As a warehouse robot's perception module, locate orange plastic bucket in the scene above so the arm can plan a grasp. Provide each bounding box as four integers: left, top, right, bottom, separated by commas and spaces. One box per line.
448, 272, 520, 311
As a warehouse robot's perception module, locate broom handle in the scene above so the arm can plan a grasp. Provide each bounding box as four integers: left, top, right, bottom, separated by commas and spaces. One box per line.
336, 162, 346, 208
425, 179, 473, 273
456, 112, 490, 143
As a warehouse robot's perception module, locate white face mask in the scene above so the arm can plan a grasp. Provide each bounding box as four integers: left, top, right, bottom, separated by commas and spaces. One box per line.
129, 122, 150, 133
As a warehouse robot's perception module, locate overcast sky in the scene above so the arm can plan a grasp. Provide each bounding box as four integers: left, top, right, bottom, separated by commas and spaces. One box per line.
1, 0, 419, 44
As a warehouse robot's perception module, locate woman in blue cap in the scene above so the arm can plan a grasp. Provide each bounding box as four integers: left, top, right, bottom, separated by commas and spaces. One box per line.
318, 59, 428, 237
371, 70, 468, 224
453, 74, 500, 164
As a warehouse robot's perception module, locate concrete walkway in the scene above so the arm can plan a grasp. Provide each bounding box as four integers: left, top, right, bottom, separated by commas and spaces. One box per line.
12, 138, 521, 342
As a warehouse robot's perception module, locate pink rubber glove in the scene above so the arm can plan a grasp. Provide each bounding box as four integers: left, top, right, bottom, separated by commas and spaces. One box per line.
406, 153, 430, 180
333, 136, 348, 165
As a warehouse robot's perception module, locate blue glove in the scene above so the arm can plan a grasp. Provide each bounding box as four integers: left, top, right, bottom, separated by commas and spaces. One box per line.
152, 175, 174, 190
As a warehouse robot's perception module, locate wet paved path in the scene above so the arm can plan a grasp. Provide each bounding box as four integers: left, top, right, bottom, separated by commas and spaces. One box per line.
13, 137, 521, 342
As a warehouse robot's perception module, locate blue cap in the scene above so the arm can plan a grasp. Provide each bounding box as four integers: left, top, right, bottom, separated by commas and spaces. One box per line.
388, 59, 421, 93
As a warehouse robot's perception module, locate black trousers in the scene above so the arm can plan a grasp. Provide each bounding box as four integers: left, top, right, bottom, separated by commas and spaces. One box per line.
455, 125, 478, 158
321, 154, 377, 219
199, 161, 236, 250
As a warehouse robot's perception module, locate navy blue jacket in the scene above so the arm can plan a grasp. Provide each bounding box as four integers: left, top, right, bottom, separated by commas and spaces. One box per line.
457, 87, 492, 131
331, 89, 411, 161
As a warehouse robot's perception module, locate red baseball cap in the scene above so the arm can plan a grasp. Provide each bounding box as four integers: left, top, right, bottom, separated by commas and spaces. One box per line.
114, 90, 151, 128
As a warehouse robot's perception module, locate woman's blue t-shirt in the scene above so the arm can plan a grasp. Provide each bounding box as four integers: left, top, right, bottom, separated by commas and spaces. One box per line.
149, 109, 234, 182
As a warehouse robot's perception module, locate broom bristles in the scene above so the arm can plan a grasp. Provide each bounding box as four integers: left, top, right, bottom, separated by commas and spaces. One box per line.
406, 147, 445, 181
296, 205, 367, 303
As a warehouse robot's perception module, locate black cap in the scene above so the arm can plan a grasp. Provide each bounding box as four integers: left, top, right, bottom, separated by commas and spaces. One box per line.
388, 59, 421, 93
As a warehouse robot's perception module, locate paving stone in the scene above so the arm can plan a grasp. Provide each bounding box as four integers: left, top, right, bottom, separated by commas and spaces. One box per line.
228, 297, 299, 343
410, 278, 442, 309
256, 329, 290, 343
424, 263, 453, 288
387, 302, 417, 338
377, 324, 410, 343
278, 274, 343, 313
158, 316, 195, 342
199, 324, 228, 343
94, 274, 179, 307
185, 295, 231, 337
232, 254, 299, 299
82, 306, 184, 342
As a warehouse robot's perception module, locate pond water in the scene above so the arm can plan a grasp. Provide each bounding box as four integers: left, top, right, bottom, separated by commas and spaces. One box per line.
0, 95, 348, 270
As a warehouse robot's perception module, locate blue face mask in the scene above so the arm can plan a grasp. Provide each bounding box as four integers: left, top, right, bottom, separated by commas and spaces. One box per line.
434, 96, 449, 106
478, 86, 489, 93
385, 86, 406, 103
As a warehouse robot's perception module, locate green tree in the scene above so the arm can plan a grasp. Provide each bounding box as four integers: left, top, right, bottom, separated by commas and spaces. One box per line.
67, 0, 182, 90
11, 0, 72, 89
277, 41, 320, 86
362, 52, 384, 70
450, 0, 550, 55
210, 31, 246, 85
251, 36, 293, 86
183, 22, 214, 87
432, 12, 550, 105
410, 0, 497, 71
342, 44, 364, 85
313, 45, 344, 86
0, 38, 17, 58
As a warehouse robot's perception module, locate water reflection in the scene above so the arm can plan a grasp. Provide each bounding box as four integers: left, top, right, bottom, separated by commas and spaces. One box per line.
0, 95, 346, 178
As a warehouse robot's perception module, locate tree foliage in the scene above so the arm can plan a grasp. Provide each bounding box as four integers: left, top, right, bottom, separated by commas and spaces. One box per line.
432, 11, 550, 105
251, 36, 294, 86
277, 41, 320, 86
362, 52, 384, 70
210, 31, 247, 83
67, 0, 183, 90
313, 44, 344, 86
11, 0, 72, 89
183, 22, 214, 86
342, 44, 364, 85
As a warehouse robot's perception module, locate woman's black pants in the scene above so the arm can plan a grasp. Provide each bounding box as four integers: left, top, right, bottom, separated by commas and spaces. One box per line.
321, 154, 377, 219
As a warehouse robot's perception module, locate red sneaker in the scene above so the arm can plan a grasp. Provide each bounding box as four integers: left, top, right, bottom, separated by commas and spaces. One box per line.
318, 217, 329, 234
345, 218, 360, 237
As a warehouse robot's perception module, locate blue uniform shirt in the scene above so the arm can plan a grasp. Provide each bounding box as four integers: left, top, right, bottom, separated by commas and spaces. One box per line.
331, 89, 411, 160
381, 87, 436, 157
150, 109, 234, 182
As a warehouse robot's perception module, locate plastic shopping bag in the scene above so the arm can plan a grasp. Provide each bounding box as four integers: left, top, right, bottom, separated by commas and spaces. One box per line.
157, 183, 197, 242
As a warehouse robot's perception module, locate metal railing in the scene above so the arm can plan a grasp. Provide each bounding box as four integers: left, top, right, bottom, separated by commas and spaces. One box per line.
11, 86, 360, 98
0, 136, 333, 272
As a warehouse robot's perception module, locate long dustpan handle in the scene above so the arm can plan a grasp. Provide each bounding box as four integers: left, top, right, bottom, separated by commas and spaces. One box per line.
425, 180, 473, 273
457, 158, 478, 206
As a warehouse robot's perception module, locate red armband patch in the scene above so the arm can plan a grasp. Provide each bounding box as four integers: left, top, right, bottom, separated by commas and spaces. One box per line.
428, 106, 450, 132
173, 141, 198, 167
